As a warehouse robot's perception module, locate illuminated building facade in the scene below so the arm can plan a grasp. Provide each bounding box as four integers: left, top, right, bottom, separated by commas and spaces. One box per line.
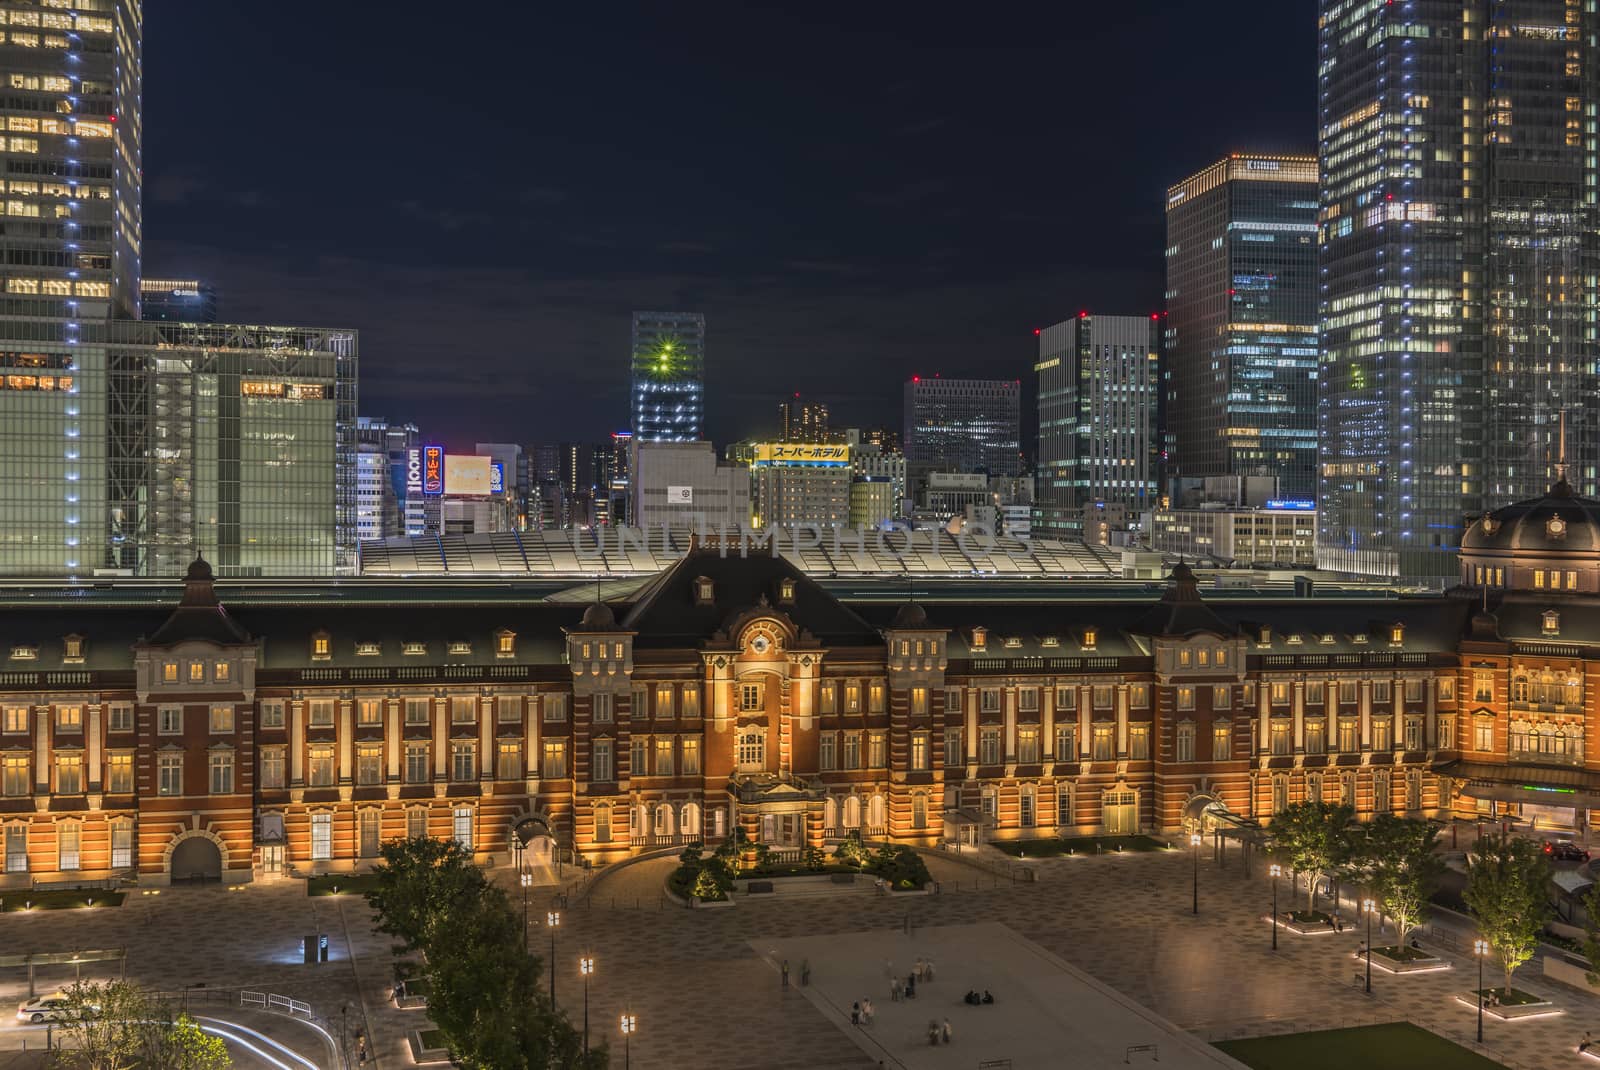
779, 393, 831, 442
902, 377, 1021, 478
1317, 0, 1600, 580
748, 442, 852, 528
25, 525, 1600, 885
630, 311, 704, 442
1035, 315, 1160, 536
1164, 155, 1318, 499
139, 279, 216, 323
0, 0, 141, 577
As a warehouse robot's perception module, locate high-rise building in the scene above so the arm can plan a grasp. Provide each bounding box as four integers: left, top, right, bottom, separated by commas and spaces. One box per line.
139, 279, 217, 323
1164, 154, 1318, 499
859, 426, 902, 455
630, 311, 705, 441
1035, 315, 1160, 536
355, 445, 393, 543
778, 393, 830, 442
629, 441, 749, 529
901, 377, 1021, 477
749, 442, 852, 528
1317, 0, 1600, 579
607, 430, 633, 526
0, 1, 141, 577
850, 441, 907, 516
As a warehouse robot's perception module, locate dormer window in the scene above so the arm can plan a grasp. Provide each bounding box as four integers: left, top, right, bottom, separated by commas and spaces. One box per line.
694, 576, 715, 606
9, 645, 36, 661
62, 635, 84, 663
448, 641, 472, 656
355, 641, 381, 657
1040, 636, 1060, 648
1286, 634, 1303, 646
403, 641, 427, 656
970, 627, 987, 652
311, 631, 331, 661
1389, 622, 1405, 646
1319, 633, 1335, 645
1352, 633, 1369, 645
777, 578, 796, 604
1003, 637, 1022, 649
1256, 625, 1271, 647
1543, 609, 1561, 636
496, 630, 516, 658
1082, 627, 1097, 651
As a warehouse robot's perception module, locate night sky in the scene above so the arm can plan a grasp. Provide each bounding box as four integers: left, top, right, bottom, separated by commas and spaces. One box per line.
148, 3, 1315, 451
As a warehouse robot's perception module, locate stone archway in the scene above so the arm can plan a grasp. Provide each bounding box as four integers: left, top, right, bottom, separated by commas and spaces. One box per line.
167, 830, 225, 883
512, 814, 554, 867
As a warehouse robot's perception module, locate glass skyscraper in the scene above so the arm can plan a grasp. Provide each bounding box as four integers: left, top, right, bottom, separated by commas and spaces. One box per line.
901, 377, 1022, 477
1165, 154, 1318, 500
630, 310, 704, 441
139, 278, 217, 323
1317, 0, 1599, 579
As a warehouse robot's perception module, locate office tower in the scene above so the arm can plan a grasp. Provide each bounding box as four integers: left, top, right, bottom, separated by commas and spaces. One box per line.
1035, 314, 1160, 536
355, 444, 392, 542
850, 441, 907, 516
139, 279, 217, 323
1164, 154, 1318, 499
778, 392, 830, 442
607, 430, 633, 526
0, 2, 141, 576
749, 442, 851, 528
901, 377, 1021, 477
630, 311, 705, 441
1317, 0, 1599, 579
629, 441, 750, 529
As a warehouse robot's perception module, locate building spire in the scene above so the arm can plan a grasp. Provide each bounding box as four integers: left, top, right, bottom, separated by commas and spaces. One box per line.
1553, 409, 1573, 496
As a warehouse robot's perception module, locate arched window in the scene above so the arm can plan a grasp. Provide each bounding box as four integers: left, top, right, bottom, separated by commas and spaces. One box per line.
1566, 675, 1583, 707
867, 793, 887, 830
842, 796, 861, 829
680, 802, 701, 837
1511, 672, 1530, 703
823, 796, 838, 834
737, 731, 764, 769
656, 803, 674, 837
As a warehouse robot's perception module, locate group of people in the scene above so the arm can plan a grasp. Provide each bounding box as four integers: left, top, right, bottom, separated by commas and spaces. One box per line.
887, 956, 936, 1001
850, 999, 876, 1026
927, 1018, 953, 1045
963, 990, 996, 1005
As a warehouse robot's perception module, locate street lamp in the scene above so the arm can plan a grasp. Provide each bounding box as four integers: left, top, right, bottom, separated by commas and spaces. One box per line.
520, 872, 532, 952
620, 1012, 636, 1070
1475, 939, 1488, 1043
1362, 898, 1375, 994
1269, 863, 1282, 951
547, 911, 561, 1011
580, 955, 595, 1058
1190, 832, 1202, 915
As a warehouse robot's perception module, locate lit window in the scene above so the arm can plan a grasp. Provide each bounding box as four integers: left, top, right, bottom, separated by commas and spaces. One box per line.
209, 706, 234, 733
311, 814, 332, 860
55, 705, 81, 731
209, 751, 234, 794
311, 632, 331, 660
158, 707, 183, 735
157, 754, 183, 796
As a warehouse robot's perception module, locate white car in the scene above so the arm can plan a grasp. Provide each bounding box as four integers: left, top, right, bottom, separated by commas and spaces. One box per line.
16, 993, 85, 1024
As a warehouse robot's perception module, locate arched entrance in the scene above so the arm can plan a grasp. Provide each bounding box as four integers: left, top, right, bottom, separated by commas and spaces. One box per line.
512, 815, 554, 868
170, 836, 222, 884
1182, 792, 1232, 833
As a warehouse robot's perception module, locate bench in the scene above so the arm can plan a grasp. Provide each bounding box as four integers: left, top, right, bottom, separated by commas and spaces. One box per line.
747, 881, 774, 894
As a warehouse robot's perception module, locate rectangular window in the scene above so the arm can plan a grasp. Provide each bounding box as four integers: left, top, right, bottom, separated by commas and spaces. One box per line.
1129, 684, 1150, 708
978, 727, 1001, 765
1337, 719, 1359, 753
158, 754, 183, 796
496, 740, 520, 780
308, 746, 335, 787
593, 740, 613, 782
681, 737, 700, 775
108, 705, 133, 732
189, 662, 205, 683
451, 741, 476, 782
311, 813, 332, 860
741, 683, 763, 711
401, 808, 427, 840
405, 698, 430, 725
595, 805, 612, 843
1338, 681, 1359, 705
1055, 686, 1077, 711
3, 706, 28, 733
1371, 717, 1393, 752
209, 751, 234, 794
1092, 725, 1114, 761
592, 693, 612, 723
542, 740, 567, 779
57, 823, 79, 871
911, 732, 929, 771
869, 682, 885, 713
1474, 720, 1494, 752
868, 732, 887, 768
1055, 723, 1076, 760
631, 737, 647, 775
1270, 720, 1291, 756
360, 809, 381, 858
1305, 720, 1326, 755
820, 682, 837, 714
945, 728, 963, 767
1177, 687, 1195, 711
1438, 677, 1455, 702
681, 685, 701, 718
1019, 790, 1035, 828
1404, 679, 1424, 704
55, 705, 81, 731
450, 696, 476, 724
162, 662, 178, 683
1373, 680, 1392, 704
1, 754, 26, 796
55, 753, 81, 794
261, 747, 285, 789
654, 737, 674, 776
1473, 673, 1493, 703
910, 687, 928, 716
544, 694, 568, 722
357, 744, 383, 786
107, 753, 133, 793
497, 696, 521, 724
1306, 682, 1325, 705
1175, 724, 1195, 762
214, 661, 230, 682
981, 689, 1001, 714
453, 807, 473, 850
1017, 687, 1039, 712
1017, 726, 1039, 764
110, 823, 132, 869
308, 700, 335, 728
844, 732, 862, 769
357, 699, 383, 727
405, 743, 429, 784
260, 701, 286, 728
1212, 723, 1231, 761
1404, 717, 1423, 752
655, 683, 675, 719
844, 683, 862, 713
158, 706, 183, 735
1092, 686, 1114, 709
819, 732, 836, 770
4, 825, 24, 873
631, 685, 647, 717
210, 706, 235, 733
1212, 686, 1231, 709
1270, 682, 1290, 706
1129, 724, 1150, 760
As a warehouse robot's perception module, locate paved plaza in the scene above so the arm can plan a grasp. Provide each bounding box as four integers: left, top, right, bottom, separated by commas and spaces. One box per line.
0, 843, 1590, 1069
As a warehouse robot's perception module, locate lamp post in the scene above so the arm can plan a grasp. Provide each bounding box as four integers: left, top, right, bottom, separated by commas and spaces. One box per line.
547, 910, 561, 1011
620, 1012, 636, 1070
1475, 939, 1488, 1043
1269, 863, 1282, 951
1190, 832, 1201, 915
520, 872, 532, 953
580, 955, 594, 1058
1362, 898, 1375, 994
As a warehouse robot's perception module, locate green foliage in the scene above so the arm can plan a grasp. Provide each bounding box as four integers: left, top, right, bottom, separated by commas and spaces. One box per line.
1350, 816, 1444, 943
1269, 801, 1356, 913
1581, 882, 1600, 985
677, 843, 704, 867
144, 1015, 231, 1070
364, 837, 606, 1069
1463, 832, 1552, 991
834, 835, 868, 867
49, 984, 231, 1070
864, 843, 931, 889
691, 866, 729, 901
804, 846, 827, 872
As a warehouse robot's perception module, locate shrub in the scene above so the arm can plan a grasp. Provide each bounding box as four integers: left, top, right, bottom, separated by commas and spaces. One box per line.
835, 835, 868, 867
691, 866, 729, 902
804, 846, 827, 872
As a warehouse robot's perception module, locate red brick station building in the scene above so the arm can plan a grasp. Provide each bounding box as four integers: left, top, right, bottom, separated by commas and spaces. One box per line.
0, 479, 1597, 886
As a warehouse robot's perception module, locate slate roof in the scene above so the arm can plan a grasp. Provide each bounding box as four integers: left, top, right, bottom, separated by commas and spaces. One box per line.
145, 558, 252, 647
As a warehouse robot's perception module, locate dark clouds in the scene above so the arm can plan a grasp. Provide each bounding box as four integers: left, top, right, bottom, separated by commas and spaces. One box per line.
146, 2, 1315, 446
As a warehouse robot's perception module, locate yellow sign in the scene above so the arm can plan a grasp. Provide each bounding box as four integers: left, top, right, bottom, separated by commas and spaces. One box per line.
751, 442, 850, 466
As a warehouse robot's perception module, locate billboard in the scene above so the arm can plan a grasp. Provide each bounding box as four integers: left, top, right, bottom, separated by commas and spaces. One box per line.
406, 448, 423, 495
666, 485, 693, 505
751, 442, 850, 467
422, 445, 444, 496
444, 454, 494, 497
490, 461, 505, 495
1264, 499, 1315, 512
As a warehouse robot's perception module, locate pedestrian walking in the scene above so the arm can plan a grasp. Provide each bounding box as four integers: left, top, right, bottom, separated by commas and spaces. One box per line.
927, 1020, 940, 1046
942, 1018, 952, 1045
862, 998, 874, 1025
851, 1002, 861, 1026
924, 957, 936, 982
801, 958, 811, 987
891, 976, 902, 1002
781, 959, 790, 989
915, 957, 925, 981
906, 972, 917, 999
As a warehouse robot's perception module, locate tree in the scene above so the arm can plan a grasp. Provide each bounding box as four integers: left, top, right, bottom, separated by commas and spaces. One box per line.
1579, 881, 1600, 987
141, 1014, 231, 1070
1352, 815, 1444, 944
50, 980, 149, 1070
1269, 801, 1356, 915
365, 836, 488, 953
1463, 832, 1551, 992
